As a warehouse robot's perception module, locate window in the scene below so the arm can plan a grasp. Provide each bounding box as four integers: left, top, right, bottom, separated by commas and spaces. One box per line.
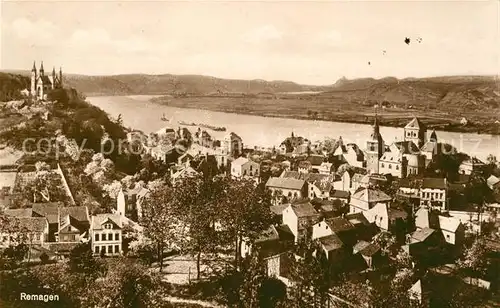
95, 246, 100, 254
108, 233, 113, 241
104, 223, 112, 230
115, 245, 119, 253
108, 245, 113, 254
250, 165, 253, 171
389, 164, 392, 169
115, 233, 119, 241
446, 234, 450, 240
95, 234, 99, 241
381, 163, 385, 168
396, 165, 399, 170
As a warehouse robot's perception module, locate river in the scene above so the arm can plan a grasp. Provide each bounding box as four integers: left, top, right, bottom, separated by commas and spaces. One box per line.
87, 95, 500, 161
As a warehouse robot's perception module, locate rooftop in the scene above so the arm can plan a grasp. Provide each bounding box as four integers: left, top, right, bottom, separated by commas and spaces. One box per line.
405, 117, 426, 130
325, 217, 355, 233
289, 201, 319, 218
410, 227, 435, 243
91, 213, 123, 230
351, 187, 392, 203
266, 177, 305, 190
318, 233, 344, 251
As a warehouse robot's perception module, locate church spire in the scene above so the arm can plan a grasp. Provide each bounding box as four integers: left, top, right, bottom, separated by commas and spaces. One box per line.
32, 61, 36, 72
39, 61, 44, 75
370, 114, 382, 141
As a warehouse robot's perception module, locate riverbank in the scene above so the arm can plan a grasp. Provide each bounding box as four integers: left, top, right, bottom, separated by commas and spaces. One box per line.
150, 95, 500, 136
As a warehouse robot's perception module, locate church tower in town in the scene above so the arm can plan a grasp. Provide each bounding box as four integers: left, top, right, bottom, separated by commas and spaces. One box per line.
404, 117, 427, 148
30, 61, 63, 101
366, 115, 385, 174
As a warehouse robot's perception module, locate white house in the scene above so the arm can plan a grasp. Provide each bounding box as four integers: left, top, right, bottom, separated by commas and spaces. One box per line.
266, 177, 307, 200
282, 201, 321, 242
90, 214, 123, 256
230, 157, 260, 179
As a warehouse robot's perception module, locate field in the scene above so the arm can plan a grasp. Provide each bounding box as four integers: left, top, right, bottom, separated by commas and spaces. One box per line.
152, 94, 500, 135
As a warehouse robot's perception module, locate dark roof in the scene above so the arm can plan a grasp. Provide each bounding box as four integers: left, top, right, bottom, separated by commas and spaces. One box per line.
289, 201, 319, 218
256, 225, 280, 243
351, 187, 392, 203
32, 202, 64, 224
345, 212, 371, 226
3, 208, 33, 217
3, 216, 48, 232
270, 203, 289, 215
46, 242, 79, 254
60, 206, 89, 223
353, 240, 381, 257
330, 189, 350, 199
281, 170, 301, 179
388, 208, 408, 220
410, 227, 435, 243
307, 155, 325, 166
422, 178, 447, 190
318, 234, 344, 251
325, 217, 355, 233
275, 224, 295, 241
393, 141, 420, 154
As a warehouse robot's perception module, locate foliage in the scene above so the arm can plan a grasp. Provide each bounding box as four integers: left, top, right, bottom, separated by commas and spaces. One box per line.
140, 184, 188, 272
219, 178, 274, 268
1, 244, 28, 269
68, 243, 106, 276
23, 165, 67, 203
456, 237, 489, 277
0, 72, 29, 101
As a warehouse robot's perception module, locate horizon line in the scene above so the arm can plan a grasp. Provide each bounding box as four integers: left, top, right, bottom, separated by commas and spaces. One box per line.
1, 67, 499, 87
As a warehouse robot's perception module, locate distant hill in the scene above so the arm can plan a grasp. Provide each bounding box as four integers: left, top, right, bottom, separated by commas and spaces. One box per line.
2, 70, 499, 110
1, 70, 326, 96
0, 73, 30, 101
320, 75, 500, 110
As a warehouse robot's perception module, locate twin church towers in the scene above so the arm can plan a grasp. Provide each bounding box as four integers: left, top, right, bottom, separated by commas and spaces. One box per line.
30, 61, 63, 100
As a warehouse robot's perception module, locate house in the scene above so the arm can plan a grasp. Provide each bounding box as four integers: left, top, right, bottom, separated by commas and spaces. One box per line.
170, 165, 199, 184
264, 252, 294, 287
317, 162, 334, 175
349, 187, 392, 214
90, 214, 123, 256
415, 208, 465, 246
487, 175, 500, 190
249, 224, 295, 258
353, 240, 382, 269
334, 168, 366, 193
297, 160, 313, 174
307, 155, 326, 172
282, 201, 321, 242
363, 202, 408, 232
0, 216, 49, 248
230, 157, 260, 179
381, 141, 425, 177
459, 157, 486, 175
56, 206, 90, 243
344, 143, 365, 168
266, 177, 307, 201
223, 132, 243, 158
379, 151, 406, 178
312, 216, 355, 241
420, 178, 448, 210
31, 202, 64, 242
317, 233, 345, 260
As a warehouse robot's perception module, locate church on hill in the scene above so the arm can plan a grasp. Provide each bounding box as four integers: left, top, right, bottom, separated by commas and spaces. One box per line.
30, 61, 63, 101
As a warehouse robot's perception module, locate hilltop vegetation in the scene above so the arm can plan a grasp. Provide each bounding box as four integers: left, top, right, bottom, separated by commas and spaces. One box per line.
0, 73, 30, 101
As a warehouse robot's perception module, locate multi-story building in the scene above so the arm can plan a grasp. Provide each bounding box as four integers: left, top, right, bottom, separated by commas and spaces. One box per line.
90, 214, 123, 256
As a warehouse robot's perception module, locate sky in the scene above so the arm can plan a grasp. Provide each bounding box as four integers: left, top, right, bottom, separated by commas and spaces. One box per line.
0, 0, 499, 85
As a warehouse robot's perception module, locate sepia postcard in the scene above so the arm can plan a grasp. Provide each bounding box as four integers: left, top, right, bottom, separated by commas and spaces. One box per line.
0, 1, 499, 307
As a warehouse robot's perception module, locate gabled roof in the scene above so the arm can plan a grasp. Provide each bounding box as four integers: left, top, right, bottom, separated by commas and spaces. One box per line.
461, 157, 485, 166
266, 177, 305, 190
3, 216, 48, 232
410, 227, 435, 243
487, 175, 500, 189
405, 117, 426, 130
353, 240, 381, 257
231, 157, 249, 166
256, 225, 280, 243
318, 234, 344, 252
32, 202, 64, 224
351, 187, 392, 204
3, 208, 33, 218
345, 212, 371, 226
392, 141, 421, 154
281, 170, 301, 179
91, 213, 122, 230
60, 206, 89, 223
324, 217, 355, 233
380, 151, 402, 163
330, 189, 350, 199
307, 154, 326, 166
438, 216, 461, 232
288, 201, 319, 218
270, 203, 289, 215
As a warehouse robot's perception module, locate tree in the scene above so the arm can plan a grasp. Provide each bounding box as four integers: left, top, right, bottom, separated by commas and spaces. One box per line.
219, 178, 273, 269
24, 163, 67, 203
140, 184, 187, 272
69, 243, 105, 277
456, 237, 489, 277
175, 174, 228, 280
